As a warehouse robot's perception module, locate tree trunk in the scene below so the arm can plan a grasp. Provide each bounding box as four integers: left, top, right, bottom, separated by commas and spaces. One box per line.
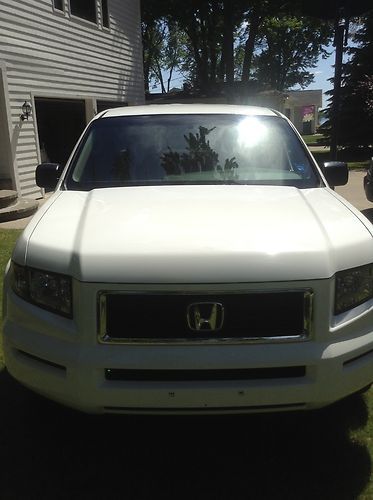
222, 0, 234, 84
142, 24, 152, 93
241, 8, 261, 83
154, 60, 166, 93
167, 65, 174, 92
186, 15, 207, 90
143, 59, 150, 93
330, 16, 345, 160
207, 2, 220, 85
198, 5, 210, 89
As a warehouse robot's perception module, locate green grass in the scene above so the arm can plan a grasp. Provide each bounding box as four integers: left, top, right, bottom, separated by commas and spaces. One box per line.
1, 229, 373, 498
348, 161, 371, 170
304, 136, 372, 171
302, 133, 327, 146
0, 230, 20, 367
353, 392, 373, 498
312, 150, 371, 170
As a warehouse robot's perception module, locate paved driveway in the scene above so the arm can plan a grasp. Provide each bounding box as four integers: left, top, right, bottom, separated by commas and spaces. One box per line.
335, 170, 373, 224
335, 170, 371, 211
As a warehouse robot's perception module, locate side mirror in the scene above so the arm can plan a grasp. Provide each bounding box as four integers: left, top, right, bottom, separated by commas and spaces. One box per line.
321, 161, 348, 187
35, 163, 62, 189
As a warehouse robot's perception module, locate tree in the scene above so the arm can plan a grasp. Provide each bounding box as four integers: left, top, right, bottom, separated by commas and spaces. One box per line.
253, 15, 332, 91
331, 11, 373, 148
141, 0, 248, 92
175, 1, 224, 91
141, 0, 333, 95
141, 0, 190, 94
142, 18, 166, 93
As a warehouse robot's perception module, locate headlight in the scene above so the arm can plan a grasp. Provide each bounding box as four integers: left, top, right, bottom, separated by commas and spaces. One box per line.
11, 262, 72, 318
335, 264, 373, 315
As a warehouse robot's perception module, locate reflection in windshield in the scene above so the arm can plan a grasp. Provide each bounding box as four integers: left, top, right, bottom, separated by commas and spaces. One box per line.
161, 126, 239, 181
66, 114, 320, 190
112, 149, 131, 181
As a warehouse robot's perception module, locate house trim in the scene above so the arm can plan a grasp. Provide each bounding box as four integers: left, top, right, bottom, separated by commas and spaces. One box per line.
0, 60, 20, 192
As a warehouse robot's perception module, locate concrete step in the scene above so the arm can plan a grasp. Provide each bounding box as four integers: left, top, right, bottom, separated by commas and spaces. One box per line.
0, 190, 18, 209
0, 198, 39, 223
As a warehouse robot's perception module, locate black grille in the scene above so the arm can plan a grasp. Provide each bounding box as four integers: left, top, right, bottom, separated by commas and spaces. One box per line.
101, 291, 307, 341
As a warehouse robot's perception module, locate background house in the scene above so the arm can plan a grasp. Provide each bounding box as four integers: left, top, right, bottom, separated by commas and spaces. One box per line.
283, 90, 323, 135
147, 87, 323, 135
0, 0, 144, 199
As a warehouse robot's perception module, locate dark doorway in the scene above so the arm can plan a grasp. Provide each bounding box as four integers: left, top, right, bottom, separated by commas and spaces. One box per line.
302, 121, 312, 135
35, 97, 86, 166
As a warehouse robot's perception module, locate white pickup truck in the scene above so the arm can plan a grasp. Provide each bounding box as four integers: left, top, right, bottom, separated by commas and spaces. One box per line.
3, 104, 373, 414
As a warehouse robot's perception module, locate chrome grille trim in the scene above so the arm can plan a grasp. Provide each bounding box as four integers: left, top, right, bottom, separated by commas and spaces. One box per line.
97, 288, 314, 345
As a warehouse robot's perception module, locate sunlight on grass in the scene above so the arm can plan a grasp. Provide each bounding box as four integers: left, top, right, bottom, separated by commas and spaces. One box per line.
302, 133, 327, 146
348, 161, 370, 170
312, 150, 371, 170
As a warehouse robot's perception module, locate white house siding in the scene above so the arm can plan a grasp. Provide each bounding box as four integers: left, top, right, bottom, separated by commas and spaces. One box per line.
0, 0, 144, 198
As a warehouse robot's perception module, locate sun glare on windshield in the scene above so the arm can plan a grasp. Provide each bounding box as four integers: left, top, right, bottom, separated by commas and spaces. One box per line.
237, 117, 268, 148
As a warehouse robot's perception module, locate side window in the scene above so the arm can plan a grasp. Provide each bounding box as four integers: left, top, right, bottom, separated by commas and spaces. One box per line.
70, 0, 97, 23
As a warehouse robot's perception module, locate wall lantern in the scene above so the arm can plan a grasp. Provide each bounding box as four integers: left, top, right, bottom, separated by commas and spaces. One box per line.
20, 101, 32, 121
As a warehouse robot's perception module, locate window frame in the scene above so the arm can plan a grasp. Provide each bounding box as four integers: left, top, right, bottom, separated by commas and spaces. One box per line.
64, 0, 111, 30
101, 0, 110, 29
69, 0, 98, 26
52, 0, 65, 14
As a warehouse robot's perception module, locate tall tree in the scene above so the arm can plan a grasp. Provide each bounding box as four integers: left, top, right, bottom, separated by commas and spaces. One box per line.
142, 0, 248, 92
141, 0, 166, 92
332, 11, 373, 148
141, 0, 334, 95
241, 3, 262, 83
239, 0, 290, 83
142, 19, 167, 93
142, 0, 190, 93
253, 15, 333, 91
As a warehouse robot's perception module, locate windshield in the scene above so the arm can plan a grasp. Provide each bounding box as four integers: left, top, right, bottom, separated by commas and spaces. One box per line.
64, 114, 321, 190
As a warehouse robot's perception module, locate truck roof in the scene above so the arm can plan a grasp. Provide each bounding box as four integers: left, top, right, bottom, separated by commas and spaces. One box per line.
98, 103, 279, 119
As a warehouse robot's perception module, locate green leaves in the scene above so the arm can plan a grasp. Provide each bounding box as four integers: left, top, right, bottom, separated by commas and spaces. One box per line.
254, 15, 333, 91
141, 1, 333, 94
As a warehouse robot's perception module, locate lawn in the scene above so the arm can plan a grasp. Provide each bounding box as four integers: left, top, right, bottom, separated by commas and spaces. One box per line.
303, 134, 372, 170
0, 229, 20, 367
312, 150, 370, 170
0, 228, 373, 498
302, 133, 328, 146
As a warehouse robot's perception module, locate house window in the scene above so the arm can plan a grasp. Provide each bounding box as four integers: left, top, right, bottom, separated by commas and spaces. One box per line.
53, 0, 64, 11
70, 0, 97, 23
101, 0, 109, 28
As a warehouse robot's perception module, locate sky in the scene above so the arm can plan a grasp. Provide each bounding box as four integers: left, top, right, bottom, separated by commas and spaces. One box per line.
295, 49, 335, 108
300, 40, 356, 108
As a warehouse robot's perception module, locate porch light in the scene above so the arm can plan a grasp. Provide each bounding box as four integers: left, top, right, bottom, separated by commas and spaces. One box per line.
20, 101, 32, 121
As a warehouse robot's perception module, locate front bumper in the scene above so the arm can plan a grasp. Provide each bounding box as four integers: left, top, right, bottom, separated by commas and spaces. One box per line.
4, 323, 373, 415
3, 279, 373, 414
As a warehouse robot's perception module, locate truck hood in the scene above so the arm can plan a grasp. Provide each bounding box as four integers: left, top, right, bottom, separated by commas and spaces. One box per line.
17, 185, 373, 283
